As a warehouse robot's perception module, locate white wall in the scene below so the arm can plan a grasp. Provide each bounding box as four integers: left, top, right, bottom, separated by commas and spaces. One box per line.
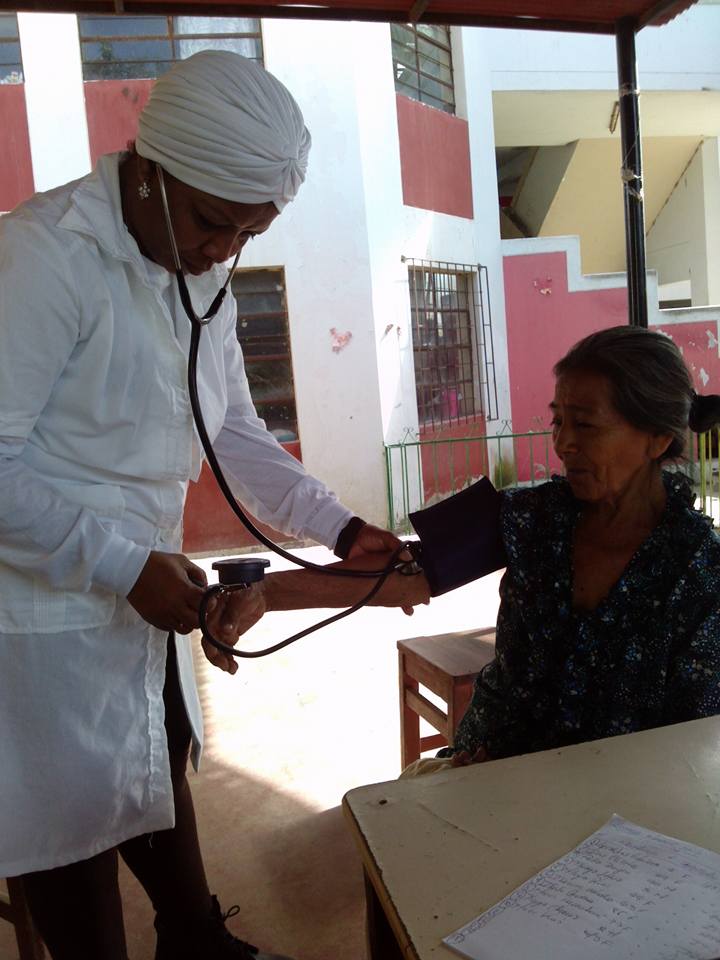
456, 26, 512, 432
249, 20, 510, 522
704, 137, 720, 307
484, 3, 720, 92
15, 14, 510, 526
647, 137, 720, 306
247, 19, 390, 523
17, 12, 90, 190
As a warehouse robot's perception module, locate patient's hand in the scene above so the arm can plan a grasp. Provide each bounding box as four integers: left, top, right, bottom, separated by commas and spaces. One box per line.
200, 583, 266, 675
451, 746, 490, 767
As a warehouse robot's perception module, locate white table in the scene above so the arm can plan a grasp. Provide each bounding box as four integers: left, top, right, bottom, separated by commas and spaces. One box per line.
343, 716, 720, 960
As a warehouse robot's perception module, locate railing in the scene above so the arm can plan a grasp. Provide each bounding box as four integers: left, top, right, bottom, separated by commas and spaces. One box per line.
385, 427, 554, 532
697, 428, 720, 524
385, 427, 716, 532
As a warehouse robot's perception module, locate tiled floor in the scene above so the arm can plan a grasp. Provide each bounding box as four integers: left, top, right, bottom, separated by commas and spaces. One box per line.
1, 547, 502, 960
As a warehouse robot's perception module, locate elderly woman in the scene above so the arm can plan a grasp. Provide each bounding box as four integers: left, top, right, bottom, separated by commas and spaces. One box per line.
257, 326, 720, 770
0, 52, 410, 960
445, 324, 720, 764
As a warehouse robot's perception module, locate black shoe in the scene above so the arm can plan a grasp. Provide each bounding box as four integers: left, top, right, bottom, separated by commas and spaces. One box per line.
154, 895, 294, 960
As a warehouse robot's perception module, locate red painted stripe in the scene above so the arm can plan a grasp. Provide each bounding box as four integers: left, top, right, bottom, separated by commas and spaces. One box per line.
84, 78, 154, 167
182, 443, 303, 554
396, 93, 473, 220
0, 84, 34, 212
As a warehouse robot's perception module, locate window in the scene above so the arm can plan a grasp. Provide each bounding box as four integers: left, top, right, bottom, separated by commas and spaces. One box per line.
233, 268, 298, 442
78, 16, 263, 81
407, 259, 497, 428
0, 14, 22, 84
391, 23, 454, 114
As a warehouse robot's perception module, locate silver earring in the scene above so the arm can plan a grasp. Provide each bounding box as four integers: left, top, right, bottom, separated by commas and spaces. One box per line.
138, 181, 151, 200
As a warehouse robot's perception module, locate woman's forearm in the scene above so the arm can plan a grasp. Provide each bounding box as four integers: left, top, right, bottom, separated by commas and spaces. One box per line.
263, 553, 430, 612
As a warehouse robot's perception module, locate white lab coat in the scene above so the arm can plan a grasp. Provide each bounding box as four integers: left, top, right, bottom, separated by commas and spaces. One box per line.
0, 154, 352, 877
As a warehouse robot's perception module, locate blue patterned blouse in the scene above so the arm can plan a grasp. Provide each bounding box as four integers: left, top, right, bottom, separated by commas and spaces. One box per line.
452, 471, 720, 760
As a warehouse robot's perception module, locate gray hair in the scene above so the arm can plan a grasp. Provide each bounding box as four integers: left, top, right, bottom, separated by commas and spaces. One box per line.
553, 325, 720, 461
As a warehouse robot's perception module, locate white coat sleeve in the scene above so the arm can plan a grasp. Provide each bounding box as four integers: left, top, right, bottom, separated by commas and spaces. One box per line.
0, 217, 148, 597
211, 305, 354, 549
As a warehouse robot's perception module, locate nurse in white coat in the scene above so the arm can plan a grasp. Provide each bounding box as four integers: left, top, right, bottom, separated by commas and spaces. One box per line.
0, 51, 401, 960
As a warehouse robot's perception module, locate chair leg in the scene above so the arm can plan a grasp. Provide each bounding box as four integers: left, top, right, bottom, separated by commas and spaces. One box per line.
398, 652, 421, 769
6, 878, 45, 960
448, 680, 474, 749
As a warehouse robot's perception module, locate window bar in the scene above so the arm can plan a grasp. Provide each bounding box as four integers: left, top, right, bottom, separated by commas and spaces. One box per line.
78, 14, 263, 78
478, 264, 499, 420
414, 27, 422, 101
467, 270, 484, 422
406, 257, 497, 431
429, 269, 439, 430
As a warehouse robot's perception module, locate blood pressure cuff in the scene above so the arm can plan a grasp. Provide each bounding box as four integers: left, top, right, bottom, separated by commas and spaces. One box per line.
409, 477, 507, 597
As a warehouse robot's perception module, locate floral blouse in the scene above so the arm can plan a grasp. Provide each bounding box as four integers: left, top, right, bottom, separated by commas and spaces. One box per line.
452, 471, 720, 760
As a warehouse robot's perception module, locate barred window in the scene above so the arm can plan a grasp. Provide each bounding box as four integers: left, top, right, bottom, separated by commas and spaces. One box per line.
233, 268, 298, 443
0, 14, 22, 84
391, 23, 454, 114
78, 15, 263, 81
407, 260, 497, 428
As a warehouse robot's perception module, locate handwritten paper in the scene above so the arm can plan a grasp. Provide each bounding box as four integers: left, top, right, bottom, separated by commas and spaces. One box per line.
444, 816, 720, 960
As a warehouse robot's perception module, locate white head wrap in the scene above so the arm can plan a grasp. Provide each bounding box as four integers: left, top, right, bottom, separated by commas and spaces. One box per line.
136, 50, 311, 211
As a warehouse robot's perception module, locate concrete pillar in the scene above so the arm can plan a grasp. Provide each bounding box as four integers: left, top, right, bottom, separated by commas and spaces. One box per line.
17, 13, 90, 191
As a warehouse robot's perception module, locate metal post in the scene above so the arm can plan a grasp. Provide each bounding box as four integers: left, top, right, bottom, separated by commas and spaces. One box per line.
615, 17, 648, 328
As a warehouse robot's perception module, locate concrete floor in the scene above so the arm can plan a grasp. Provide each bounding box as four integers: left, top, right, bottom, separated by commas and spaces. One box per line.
1, 546, 502, 960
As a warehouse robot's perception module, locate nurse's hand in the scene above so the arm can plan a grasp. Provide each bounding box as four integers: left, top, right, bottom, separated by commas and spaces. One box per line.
347, 525, 417, 615
128, 550, 207, 633
347, 523, 402, 559
200, 583, 266, 675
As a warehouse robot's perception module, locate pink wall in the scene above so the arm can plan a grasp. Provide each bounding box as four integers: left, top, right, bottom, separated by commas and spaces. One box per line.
396, 94, 473, 220
0, 84, 34, 211
84, 79, 154, 165
504, 250, 628, 480
419, 416, 488, 497
654, 320, 720, 396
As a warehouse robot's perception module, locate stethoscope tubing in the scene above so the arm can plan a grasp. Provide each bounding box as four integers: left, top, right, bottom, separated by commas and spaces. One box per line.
197, 545, 404, 659
154, 163, 416, 656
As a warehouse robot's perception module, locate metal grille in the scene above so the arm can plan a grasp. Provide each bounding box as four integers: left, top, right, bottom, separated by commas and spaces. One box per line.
391, 22, 454, 114
78, 15, 263, 81
0, 14, 22, 84
232, 267, 298, 443
478, 264, 499, 420
406, 258, 497, 429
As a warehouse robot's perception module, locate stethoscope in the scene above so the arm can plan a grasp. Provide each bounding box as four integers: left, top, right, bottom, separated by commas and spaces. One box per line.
154, 164, 420, 659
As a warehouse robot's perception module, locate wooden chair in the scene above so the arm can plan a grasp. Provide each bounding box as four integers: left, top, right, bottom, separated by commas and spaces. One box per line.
0, 878, 45, 959
397, 627, 496, 769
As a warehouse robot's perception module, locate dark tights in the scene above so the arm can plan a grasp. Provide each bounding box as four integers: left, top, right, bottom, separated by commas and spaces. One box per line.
21, 637, 211, 960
